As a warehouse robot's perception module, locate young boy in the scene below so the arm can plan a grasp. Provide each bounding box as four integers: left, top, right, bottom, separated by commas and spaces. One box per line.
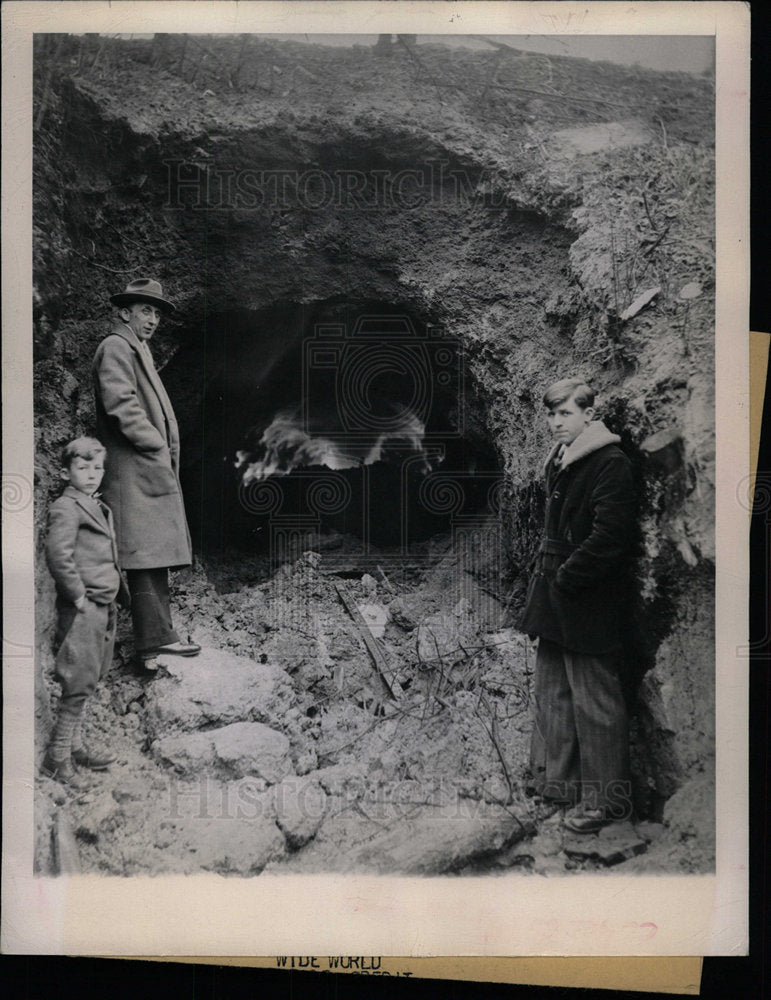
521, 378, 636, 832
42, 437, 129, 784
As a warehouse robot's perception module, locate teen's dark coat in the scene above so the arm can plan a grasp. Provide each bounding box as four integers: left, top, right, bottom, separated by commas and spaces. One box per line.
520, 421, 635, 654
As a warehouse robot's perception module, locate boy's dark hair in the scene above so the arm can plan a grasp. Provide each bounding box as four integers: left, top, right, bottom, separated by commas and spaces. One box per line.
61, 437, 106, 468
543, 377, 595, 411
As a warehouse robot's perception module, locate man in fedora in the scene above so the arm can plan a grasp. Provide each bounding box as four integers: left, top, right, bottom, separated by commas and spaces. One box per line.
93, 278, 200, 666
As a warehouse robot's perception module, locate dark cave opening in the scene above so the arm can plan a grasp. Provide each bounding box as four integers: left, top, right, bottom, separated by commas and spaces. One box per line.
163, 299, 503, 562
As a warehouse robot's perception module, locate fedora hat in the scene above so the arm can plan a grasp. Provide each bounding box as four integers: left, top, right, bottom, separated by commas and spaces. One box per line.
110, 278, 176, 314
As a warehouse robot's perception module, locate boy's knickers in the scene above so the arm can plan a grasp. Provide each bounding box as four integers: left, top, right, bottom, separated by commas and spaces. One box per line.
53, 598, 117, 708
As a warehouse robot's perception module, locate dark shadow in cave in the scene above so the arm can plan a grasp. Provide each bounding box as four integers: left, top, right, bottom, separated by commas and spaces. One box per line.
162, 299, 503, 563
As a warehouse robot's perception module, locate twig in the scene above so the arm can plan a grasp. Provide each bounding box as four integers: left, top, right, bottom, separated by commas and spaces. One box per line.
395, 33, 445, 103
476, 36, 525, 55
681, 301, 691, 357
610, 225, 620, 316
319, 714, 393, 758
480, 49, 505, 104
640, 225, 670, 257
186, 35, 234, 88
475, 694, 514, 806
487, 82, 632, 110
641, 191, 659, 233
654, 115, 669, 150
102, 218, 146, 251
376, 565, 396, 595
68, 247, 135, 274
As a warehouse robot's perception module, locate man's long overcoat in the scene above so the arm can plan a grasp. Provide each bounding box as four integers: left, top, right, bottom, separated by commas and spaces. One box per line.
520, 421, 636, 655
93, 322, 192, 571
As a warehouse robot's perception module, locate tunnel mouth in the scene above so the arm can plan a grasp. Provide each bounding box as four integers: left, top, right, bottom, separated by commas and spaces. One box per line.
165, 298, 504, 565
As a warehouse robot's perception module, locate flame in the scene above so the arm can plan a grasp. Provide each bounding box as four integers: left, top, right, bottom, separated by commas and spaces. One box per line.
236, 406, 432, 483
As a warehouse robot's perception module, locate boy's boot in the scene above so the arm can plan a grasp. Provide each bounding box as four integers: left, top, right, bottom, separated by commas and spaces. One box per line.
71, 705, 116, 771
41, 708, 80, 784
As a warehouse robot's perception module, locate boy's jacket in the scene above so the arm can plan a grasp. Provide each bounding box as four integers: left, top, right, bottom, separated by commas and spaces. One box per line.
46, 486, 130, 606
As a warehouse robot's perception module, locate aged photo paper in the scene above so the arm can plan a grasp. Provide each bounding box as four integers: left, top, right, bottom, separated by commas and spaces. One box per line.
2, 1, 749, 959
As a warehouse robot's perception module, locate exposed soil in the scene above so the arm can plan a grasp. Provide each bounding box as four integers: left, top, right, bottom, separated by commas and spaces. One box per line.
33, 35, 716, 876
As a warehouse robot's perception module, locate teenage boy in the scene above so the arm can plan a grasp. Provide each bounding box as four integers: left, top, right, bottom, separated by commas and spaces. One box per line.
522, 377, 636, 833
43, 437, 129, 783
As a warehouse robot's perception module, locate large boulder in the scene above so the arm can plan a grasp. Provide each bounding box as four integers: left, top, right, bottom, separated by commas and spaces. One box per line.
272, 775, 327, 850
161, 813, 286, 875
152, 721, 294, 783
277, 795, 534, 874
144, 647, 295, 738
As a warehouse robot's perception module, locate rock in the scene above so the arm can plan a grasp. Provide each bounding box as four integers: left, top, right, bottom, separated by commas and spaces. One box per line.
143, 646, 295, 737
549, 119, 655, 159
640, 426, 682, 455
312, 763, 362, 797
388, 597, 419, 630
112, 779, 148, 804
287, 799, 534, 875
533, 856, 569, 876
564, 821, 647, 866
528, 828, 563, 858
635, 821, 666, 843
152, 721, 294, 783
416, 611, 456, 661
619, 286, 660, 322
293, 747, 318, 776
170, 814, 286, 875
662, 771, 715, 849
481, 776, 511, 804
74, 791, 119, 843
357, 602, 389, 639
679, 281, 702, 300
360, 573, 378, 594
111, 679, 145, 715
273, 775, 327, 849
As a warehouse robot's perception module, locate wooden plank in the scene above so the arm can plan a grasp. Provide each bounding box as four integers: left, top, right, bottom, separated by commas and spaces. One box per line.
53, 810, 81, 875
334, 582, 402, 701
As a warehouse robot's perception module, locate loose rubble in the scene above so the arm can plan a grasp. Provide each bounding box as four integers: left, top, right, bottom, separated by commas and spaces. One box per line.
34, 534, 713, 877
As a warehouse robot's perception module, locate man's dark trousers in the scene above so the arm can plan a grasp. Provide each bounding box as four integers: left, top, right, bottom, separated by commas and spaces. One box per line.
126, 568, 179, 652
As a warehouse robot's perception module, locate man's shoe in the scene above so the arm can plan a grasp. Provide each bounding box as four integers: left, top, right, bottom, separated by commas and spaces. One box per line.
40, 753, 78, 785
72, 747, 116, 771
563, 808, 608, 834
147, 640, 201, 657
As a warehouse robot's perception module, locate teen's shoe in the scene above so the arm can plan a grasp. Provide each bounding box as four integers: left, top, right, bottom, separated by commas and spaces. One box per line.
40, 753, 78, 785
72, 747, 116, 771
146, 639, 201, 657
533, 797, 565, 822
563, 807, 608, 834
